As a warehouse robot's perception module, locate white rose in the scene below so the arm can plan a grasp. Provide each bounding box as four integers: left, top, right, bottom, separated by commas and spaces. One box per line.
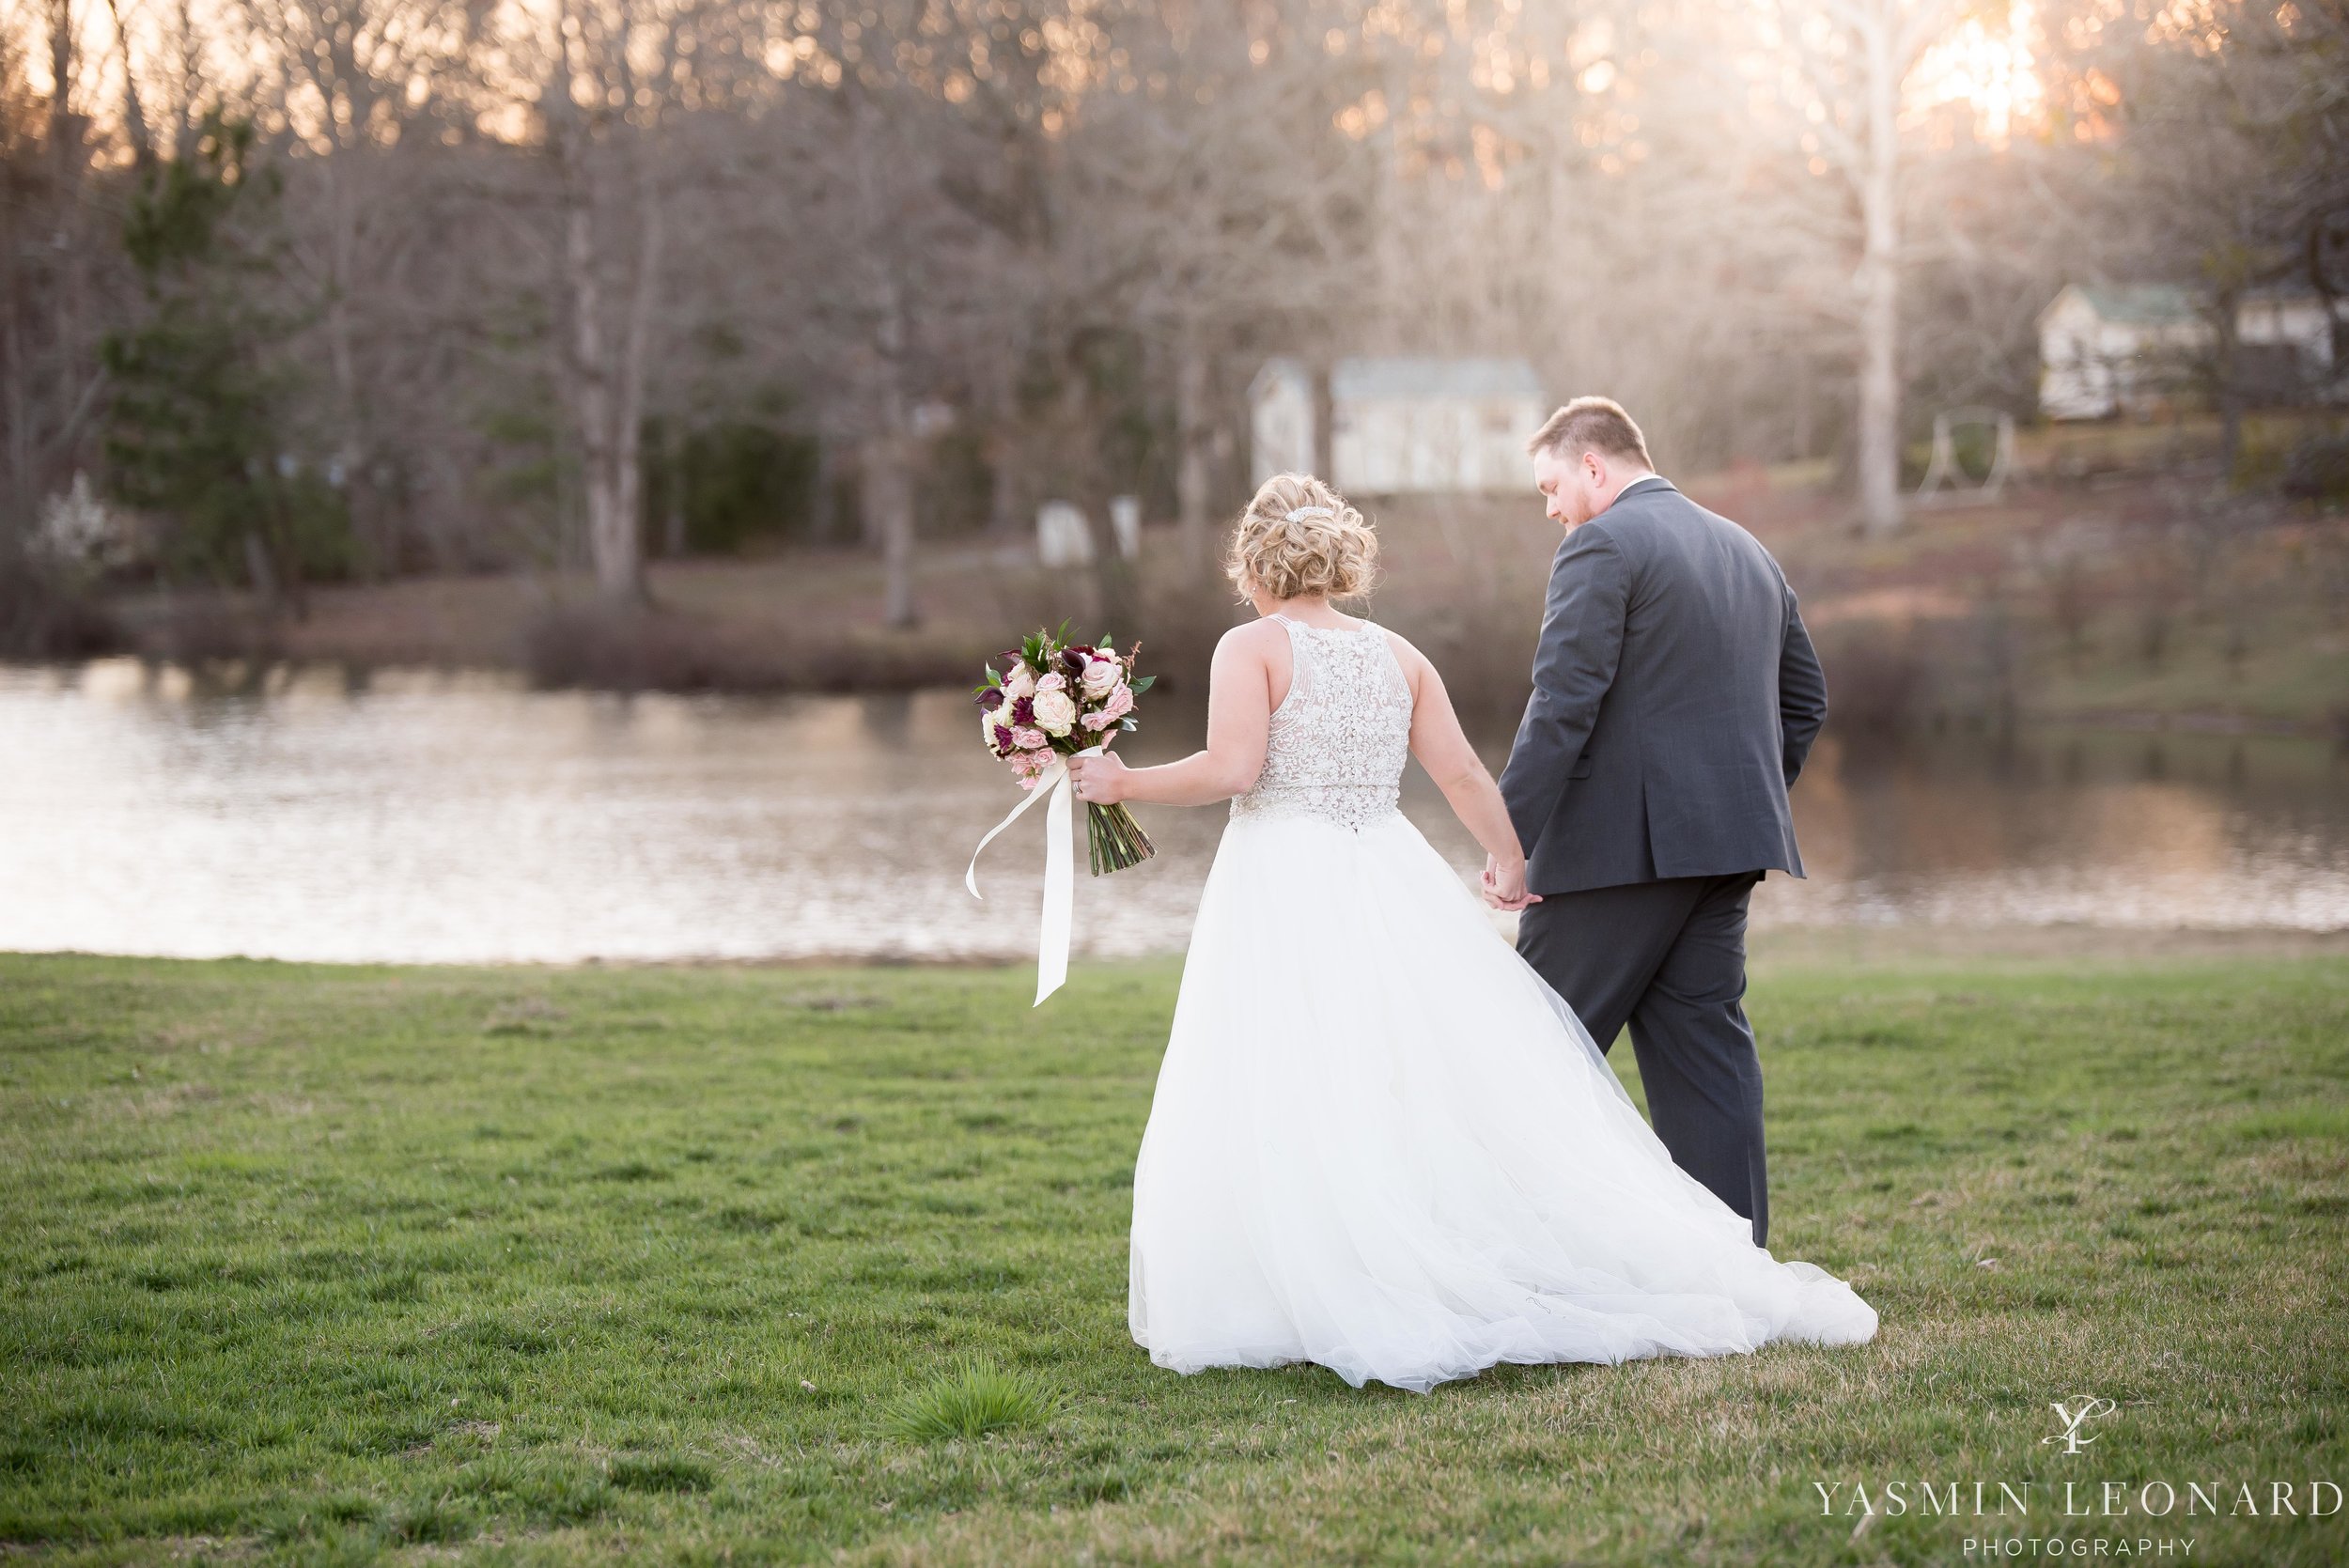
1079, 657, 1120, 699
1030, 687, 1078, 737
1003, 665, 1036, 700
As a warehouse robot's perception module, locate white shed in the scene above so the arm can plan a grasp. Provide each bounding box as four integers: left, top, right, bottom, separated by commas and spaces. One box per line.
1248, 359, 1316, 487
1330, 357, 1546, 495
2037, 285, 2206, 420
2039, 283, 2346, 420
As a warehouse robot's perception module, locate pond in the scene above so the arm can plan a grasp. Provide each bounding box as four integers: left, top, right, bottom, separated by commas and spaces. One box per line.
5, 660, 2345, 965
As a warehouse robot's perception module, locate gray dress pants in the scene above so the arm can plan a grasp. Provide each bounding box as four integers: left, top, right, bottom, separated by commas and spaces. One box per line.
1515, 871, 1771, 1247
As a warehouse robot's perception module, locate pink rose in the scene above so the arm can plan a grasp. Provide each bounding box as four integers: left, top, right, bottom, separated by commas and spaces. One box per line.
1013, 725, 1050, 751
1030, 688, 1078, 737
1097, 682, 1135, 722
1035, 671, 1067, 694
1003, 665, 1036, 700
1079, 656, 1121, 699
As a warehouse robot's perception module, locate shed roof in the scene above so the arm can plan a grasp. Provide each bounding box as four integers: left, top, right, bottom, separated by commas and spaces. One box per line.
2055, 284, 2199, 326
1330, 356, 1544, 402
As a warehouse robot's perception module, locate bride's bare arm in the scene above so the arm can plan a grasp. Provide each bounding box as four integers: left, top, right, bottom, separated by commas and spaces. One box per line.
1385, 632, 1537, 909
1068, 624, 1278, 807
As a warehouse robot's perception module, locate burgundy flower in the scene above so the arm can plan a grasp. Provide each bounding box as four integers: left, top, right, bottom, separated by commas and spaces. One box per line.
991, 722, 1015, 753
975, 687, 1005, 712
1062, 647, 1090, 675
1010, 694, 1037, 726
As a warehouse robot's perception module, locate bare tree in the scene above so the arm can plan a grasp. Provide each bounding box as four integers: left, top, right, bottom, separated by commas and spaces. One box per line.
1061, 0, 1375, 574
742, 0, 1063, 626
1, 0, 110, 541
224, 0, 474, 574
8, 0, 2333, 660
1744, 0, 1964, 532
491, 0, 725, 603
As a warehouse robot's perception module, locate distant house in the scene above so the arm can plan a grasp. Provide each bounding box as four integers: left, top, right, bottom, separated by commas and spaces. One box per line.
2038, 283, 2346, 420
1247, 356, 1548, 495
2037, 285, 2206, 420
1330, 357, 1545, 495
1248, 359, 1316, 486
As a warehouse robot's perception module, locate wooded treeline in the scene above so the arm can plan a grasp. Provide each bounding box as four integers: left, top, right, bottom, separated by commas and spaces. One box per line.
2, 0, 2342, 643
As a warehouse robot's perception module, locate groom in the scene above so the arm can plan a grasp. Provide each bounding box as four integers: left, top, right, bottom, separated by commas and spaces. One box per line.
1487, 397, 1827, 1248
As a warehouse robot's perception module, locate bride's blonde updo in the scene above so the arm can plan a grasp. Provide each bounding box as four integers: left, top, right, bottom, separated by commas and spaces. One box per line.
1225, 474, 1377, 603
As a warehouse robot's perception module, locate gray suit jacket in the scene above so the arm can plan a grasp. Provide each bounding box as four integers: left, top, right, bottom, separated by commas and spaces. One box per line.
1498, 476, 1828, 895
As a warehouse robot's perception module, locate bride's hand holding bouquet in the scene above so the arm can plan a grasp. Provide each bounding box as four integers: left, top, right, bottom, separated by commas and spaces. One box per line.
1066, 750, 1129, 806
967, 625, 1158, 1005
972, 625, 1156, 876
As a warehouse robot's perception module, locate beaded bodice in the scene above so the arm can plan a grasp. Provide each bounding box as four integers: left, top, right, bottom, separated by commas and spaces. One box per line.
1231, 615, 1415, 831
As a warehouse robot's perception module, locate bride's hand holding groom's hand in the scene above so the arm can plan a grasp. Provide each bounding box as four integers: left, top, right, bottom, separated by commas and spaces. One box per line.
1483, 853, 1539, 912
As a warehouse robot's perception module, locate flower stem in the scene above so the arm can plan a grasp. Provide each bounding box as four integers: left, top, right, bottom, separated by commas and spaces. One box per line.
1084, 803, 1156, 876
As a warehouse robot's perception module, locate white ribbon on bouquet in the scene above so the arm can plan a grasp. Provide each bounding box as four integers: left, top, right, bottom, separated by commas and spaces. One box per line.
966, 744, 1103, 1006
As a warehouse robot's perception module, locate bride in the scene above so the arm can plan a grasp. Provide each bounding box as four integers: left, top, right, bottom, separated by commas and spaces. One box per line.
1066, 474, 1877, 1393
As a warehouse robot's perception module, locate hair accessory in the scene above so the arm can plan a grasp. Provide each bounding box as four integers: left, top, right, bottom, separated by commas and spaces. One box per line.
1283, 505, 1335, 522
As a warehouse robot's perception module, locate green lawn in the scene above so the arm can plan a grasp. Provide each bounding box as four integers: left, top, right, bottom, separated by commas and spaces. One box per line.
3, 953, 2345, 1566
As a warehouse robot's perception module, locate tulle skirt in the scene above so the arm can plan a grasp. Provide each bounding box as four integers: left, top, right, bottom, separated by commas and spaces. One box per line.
1127, 807, 1878, 1393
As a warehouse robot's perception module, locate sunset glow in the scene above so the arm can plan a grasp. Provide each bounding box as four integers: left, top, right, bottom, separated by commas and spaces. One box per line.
1908, 0, 2045, 143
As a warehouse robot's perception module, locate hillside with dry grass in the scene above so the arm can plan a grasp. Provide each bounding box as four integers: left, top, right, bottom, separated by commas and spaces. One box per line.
96, 414, 2349, 737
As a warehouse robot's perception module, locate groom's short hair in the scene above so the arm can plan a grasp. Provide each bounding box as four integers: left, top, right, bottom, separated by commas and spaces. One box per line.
1528, 397, 1653, 471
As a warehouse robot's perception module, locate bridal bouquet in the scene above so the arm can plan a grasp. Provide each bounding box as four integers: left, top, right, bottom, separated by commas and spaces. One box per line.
973, 625, 1157, 875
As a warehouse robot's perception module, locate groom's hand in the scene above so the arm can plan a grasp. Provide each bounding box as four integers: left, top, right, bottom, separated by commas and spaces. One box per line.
1482, 853, 1540, 911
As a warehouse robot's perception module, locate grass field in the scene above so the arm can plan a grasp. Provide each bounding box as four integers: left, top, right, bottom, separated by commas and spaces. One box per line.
3, 952, 2345, 1566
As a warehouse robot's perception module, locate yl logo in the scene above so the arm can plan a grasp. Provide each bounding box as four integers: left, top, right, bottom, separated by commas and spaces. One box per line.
2043, 1396, 2119, 1456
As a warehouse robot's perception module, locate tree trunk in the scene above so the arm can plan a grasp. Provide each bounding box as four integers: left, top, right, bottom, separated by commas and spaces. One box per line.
985, 354, 1019, 538
25, 0, 87, 535
103, 0, 154, 171
47, 0, 76, 180
565, 196, 619, 598
1856, 13, 1904, 536
561, 146, 655, 606
609, 172, 660, 599
988, 432, 1019, 537
2214, 293, 2243, 481
863, 432, 918, 628
863, 230, 917, 626
1373, 53, 1409, 343
662, 420, 687, 557
3, 300, 27, 537
810, 435, 836, 542
322, 160, 374, 578
1175, 334, 1213, 576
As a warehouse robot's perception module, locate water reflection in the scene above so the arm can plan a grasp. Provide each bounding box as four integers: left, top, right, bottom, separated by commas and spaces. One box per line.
3, 660, 2343, 965
1768, 728, 2349, 929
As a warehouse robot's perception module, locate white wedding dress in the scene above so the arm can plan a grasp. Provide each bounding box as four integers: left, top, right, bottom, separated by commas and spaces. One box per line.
1127, 614, 1877, 1393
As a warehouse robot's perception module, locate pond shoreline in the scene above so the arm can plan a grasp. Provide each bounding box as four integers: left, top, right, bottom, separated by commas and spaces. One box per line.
7, 651, 2343, 741
51, 458, 2349, 736
8, 665, 2343, 965
12, 924, 2347, 971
